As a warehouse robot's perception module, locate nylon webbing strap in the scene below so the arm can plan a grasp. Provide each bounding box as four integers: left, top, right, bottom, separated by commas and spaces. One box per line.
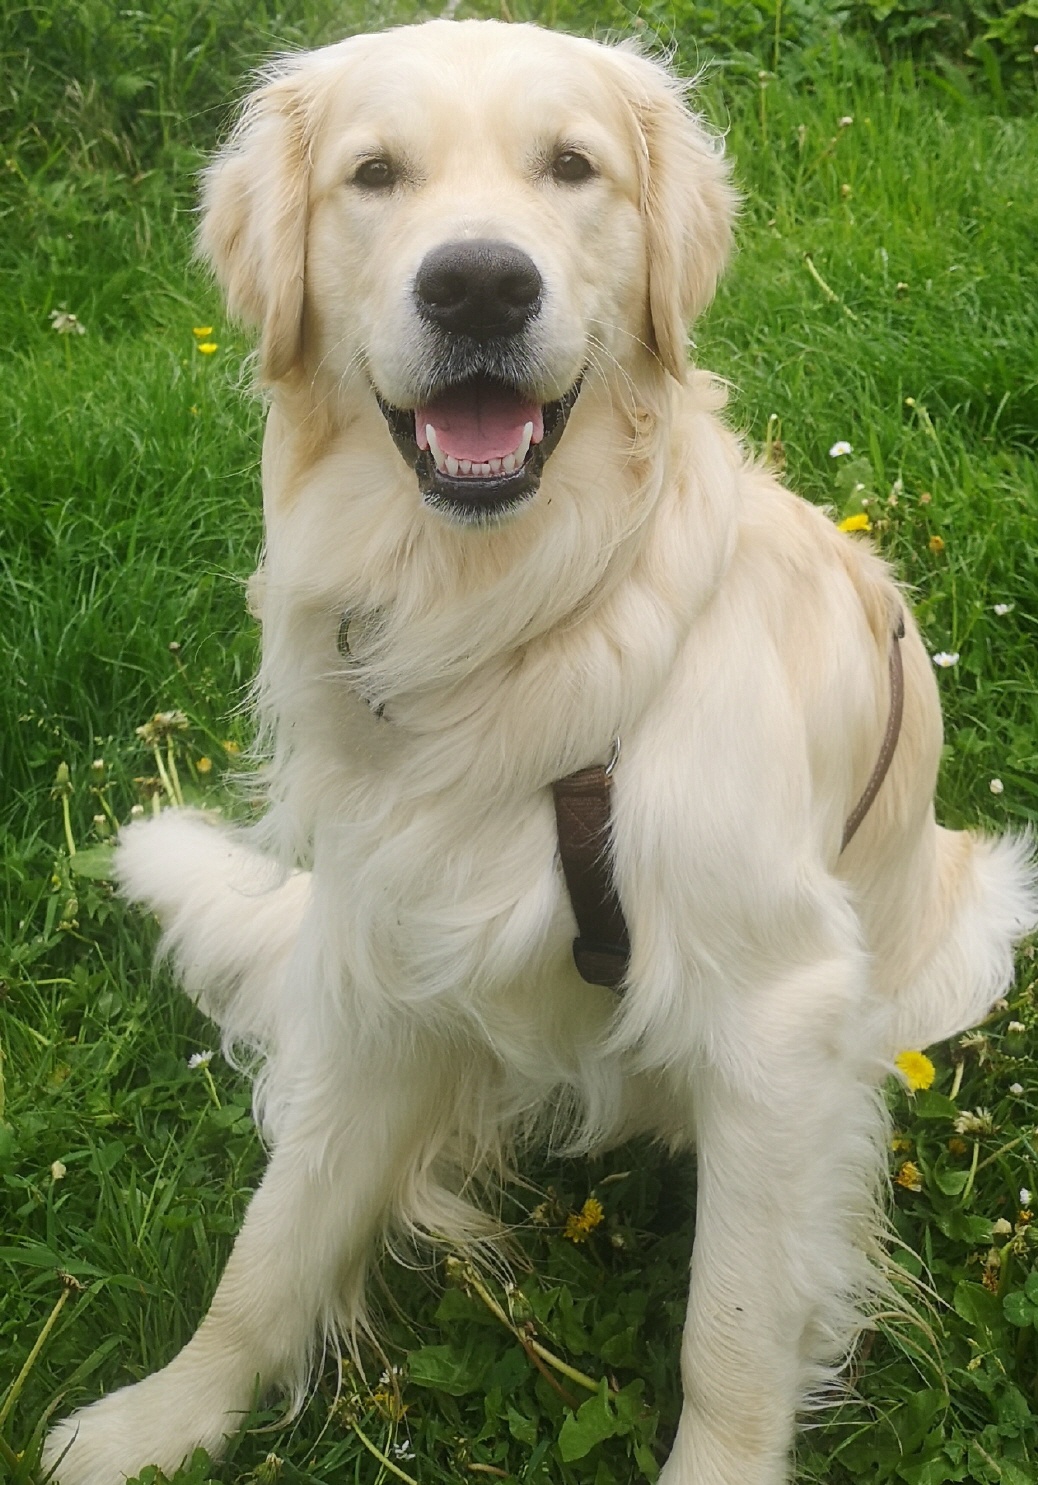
551, 765, 630, 989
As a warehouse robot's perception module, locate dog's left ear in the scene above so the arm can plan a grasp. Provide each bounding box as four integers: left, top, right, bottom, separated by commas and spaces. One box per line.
198, 67, 313, 383
611, 48, 738, 383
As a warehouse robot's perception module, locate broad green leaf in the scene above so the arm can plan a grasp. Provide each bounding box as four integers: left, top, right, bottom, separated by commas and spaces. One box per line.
559, 1382, 626, 1462
913, 1091, 960, 1121
1002, 1291, 1037, 1327
953, 1282, 1002, 1335
70, 843, 117, 880
934, 1167, 970, 1196
407, 1340, 491, 1396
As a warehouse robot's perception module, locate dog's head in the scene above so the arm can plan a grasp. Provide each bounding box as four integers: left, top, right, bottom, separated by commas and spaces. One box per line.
201, 21, 736, 524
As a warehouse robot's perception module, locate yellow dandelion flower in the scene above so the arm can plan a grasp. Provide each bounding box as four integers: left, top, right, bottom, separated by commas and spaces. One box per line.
197, 341, 218, 355
222, 740, 241, 756
895, 1050, 936, 1092
928, 534, 945, 554
563, 1196, 605, 1243
196, 756, 213, 774
895, 1160, 923, 1192
370, 1387, 407, 1422
580, 1196, 604, 1229
947, 1137, 968, 1156
890, 1134, 912, 1154
1019, 1209, 1033, 1227
838, 512, 871, 533
192, 326, 214, 338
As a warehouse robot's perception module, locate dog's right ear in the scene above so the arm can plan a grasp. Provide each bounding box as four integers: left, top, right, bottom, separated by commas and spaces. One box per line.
198, 70, 312, 383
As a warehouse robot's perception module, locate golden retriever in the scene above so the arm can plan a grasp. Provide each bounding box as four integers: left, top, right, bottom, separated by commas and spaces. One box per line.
45, 20, 1036, 1485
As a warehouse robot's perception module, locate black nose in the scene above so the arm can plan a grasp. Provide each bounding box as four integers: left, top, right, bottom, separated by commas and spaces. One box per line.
414, 239, 542, 338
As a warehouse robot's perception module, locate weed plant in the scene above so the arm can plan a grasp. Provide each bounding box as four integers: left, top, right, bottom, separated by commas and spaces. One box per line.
2, 2, 1037, 1483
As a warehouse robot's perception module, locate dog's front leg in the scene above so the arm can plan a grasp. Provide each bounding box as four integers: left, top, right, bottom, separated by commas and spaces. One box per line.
43, 1039, 445, 1485
658, 954, 884, 1485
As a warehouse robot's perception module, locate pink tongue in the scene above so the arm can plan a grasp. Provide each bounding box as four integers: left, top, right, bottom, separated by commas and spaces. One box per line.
416, 383, 543, 461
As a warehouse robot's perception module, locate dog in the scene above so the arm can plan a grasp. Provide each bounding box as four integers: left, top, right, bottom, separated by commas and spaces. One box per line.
44, 19, 1037, 1485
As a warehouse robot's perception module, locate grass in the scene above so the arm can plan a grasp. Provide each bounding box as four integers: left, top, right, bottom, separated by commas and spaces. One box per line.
2, 2, 1038, 1483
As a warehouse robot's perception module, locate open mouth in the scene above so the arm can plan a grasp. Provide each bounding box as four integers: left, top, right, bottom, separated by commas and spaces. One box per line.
377, 374, 582, 522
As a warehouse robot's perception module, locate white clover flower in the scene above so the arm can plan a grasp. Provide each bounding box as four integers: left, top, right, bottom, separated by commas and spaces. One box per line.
187, 1050, 214, 1069
1021, 1187, 1032, 1207
49, 309, 86, 335
1008, 1021, 1026, 1034
829, 440, 853, 457
1010, 1083, 1024, 1096
838, 115, 854, 127
990, 778, 1004, 795
993, 603, 1014, 616
932, 652, 959, 668
51, 1160, 67, 1181
130, 803, 145, 818
993, 1217, 1013, 1236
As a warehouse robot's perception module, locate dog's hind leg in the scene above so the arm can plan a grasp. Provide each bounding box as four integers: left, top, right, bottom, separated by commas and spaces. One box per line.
116, 810, 310, 1048
43, 1009, 455, 1485
657, 949, 886, 1485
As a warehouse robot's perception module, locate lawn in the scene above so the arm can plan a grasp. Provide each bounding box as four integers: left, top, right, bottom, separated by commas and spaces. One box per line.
2, 2, 1037, 1482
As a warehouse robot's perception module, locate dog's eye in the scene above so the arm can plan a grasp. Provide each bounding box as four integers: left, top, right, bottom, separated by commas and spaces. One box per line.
353, 157, 396, 189
551, 150, 594, 184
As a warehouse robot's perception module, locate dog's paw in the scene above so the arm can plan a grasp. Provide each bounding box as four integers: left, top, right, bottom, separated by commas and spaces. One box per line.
41, 1372, 240, 1485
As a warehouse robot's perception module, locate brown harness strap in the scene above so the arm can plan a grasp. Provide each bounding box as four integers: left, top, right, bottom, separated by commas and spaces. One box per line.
551, 763, 630, 988
840, 612, 906, 851
554, 615, 906, 990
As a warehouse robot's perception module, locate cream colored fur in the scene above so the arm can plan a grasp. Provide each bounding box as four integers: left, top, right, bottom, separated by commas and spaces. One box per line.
44, 20, 1036, 1485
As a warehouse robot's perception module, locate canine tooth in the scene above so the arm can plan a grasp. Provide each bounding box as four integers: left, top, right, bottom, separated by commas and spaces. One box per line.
459, 459, 471, 474
515, 422, 533, 466
503, 453, 516, 473
446, 454, 459, 477
426, 425, 447, 474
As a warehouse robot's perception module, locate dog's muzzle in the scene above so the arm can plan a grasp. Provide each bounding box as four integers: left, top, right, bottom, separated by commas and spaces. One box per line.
377, 238, 582, 523
377, 376, 582, 523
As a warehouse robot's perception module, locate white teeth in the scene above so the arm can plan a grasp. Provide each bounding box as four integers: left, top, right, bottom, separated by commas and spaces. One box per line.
427, 428, 535, 481
426, 424, 447, 474
515, 421, 533, 467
